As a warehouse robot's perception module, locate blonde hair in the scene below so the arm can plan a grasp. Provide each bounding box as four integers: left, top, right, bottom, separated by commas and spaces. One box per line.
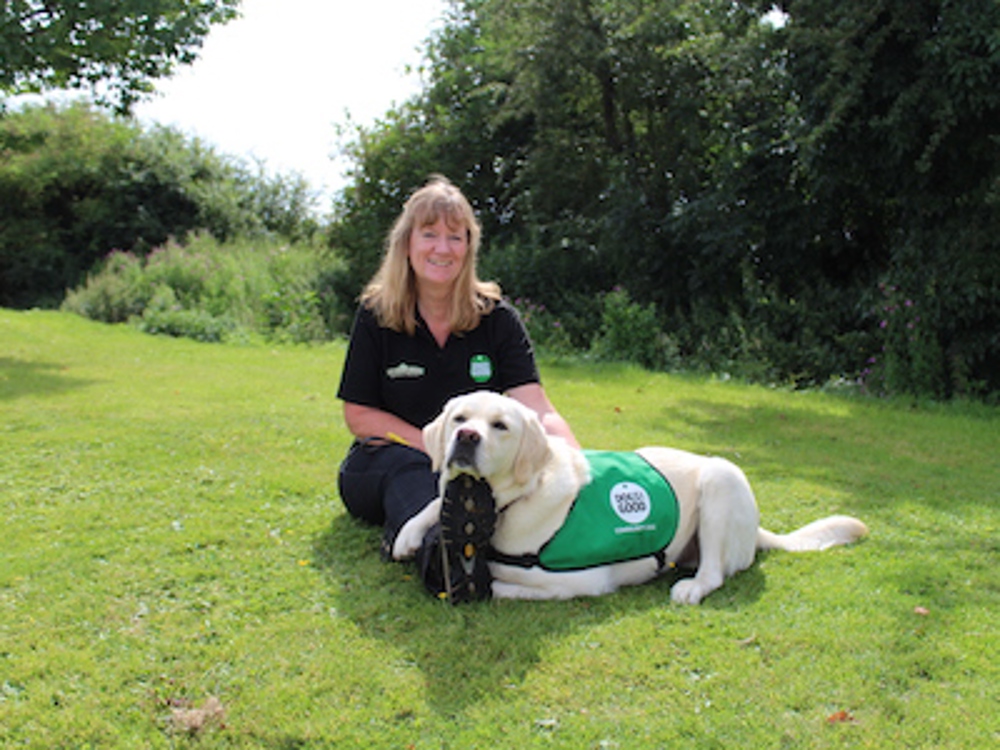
361, 175, 500, 334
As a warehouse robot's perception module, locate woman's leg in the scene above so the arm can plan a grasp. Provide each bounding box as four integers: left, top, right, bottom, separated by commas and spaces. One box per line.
337, 440, 439, 556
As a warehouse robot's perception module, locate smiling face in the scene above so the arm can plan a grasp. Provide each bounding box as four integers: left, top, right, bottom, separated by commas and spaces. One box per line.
408, 217, 469, 294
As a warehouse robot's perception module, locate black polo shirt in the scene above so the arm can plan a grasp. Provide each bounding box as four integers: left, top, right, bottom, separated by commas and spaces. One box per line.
337, 299, 540, 428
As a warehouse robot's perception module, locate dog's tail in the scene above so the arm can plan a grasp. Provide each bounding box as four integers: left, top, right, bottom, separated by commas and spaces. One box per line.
757, 515, 868, 552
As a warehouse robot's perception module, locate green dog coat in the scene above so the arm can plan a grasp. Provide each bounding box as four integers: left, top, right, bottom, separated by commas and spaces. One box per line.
490, 450, 680, 571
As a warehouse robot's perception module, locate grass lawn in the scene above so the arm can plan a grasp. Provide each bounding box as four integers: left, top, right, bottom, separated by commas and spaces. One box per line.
2, 309, 998, 748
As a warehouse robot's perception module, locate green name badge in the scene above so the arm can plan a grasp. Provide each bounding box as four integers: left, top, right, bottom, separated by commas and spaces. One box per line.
470, 354, 493, 383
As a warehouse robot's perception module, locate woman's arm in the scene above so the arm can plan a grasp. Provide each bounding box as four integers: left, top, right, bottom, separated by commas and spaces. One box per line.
343, 402, 426, 452
506, 382, 581, 449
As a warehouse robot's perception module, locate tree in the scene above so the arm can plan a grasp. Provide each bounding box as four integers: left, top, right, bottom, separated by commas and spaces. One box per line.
1, 0, 240, 113
766, 0, 1000, 396
332, 0, 795, 349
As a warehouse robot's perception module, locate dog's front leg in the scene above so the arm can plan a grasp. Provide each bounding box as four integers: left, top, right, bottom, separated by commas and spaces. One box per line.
392, 497, 442, 560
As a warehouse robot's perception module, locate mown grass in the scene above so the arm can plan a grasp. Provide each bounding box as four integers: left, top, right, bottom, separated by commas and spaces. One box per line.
2, 309, 998, 749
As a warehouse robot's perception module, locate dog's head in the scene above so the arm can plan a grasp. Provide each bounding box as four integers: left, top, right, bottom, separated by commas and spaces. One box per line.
423, 391, 552, 490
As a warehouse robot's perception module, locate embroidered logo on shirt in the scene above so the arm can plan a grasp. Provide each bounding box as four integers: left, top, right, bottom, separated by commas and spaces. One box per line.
469, 354, 493, 383
386, 362, 426, 379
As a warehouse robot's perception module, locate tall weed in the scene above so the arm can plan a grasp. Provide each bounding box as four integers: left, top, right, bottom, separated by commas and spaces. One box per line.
62, 234, 347, 343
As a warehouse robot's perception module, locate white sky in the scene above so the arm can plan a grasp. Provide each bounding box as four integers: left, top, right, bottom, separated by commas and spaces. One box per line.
135, 0, 447, 207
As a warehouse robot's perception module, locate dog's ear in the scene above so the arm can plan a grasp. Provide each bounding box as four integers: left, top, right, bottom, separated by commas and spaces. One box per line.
512, 407, 553, 485
422, 402, 450, 471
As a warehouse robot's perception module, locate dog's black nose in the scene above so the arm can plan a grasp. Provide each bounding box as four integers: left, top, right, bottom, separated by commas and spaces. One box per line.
456, 428, 480, 446
449, 428, 481, 469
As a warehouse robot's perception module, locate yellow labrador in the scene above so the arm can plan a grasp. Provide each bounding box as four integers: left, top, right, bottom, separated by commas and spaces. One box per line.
393, 391, 867, 604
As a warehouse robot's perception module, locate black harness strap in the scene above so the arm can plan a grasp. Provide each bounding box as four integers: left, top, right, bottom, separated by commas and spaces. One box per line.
654, 549, 669, 571
486, 548, 540, 568
488, 547, 671, 572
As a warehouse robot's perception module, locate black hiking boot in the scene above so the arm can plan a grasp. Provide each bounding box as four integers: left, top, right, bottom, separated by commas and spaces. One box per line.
436, 474, 496, 604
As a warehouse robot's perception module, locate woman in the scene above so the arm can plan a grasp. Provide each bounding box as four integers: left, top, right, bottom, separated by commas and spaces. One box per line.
337, 175, 578, 600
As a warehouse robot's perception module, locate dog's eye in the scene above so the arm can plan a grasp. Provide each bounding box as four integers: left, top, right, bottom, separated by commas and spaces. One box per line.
453, 414, 467, 425
491, 420, 508, 432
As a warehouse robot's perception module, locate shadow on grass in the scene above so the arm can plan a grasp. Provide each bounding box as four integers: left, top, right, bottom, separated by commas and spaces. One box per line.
639, 396, 971, 516
0, 357, 96, 400
312, 514, 766, 717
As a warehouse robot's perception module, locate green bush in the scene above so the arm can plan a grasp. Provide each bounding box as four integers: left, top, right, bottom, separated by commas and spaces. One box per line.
62, 234, 347, 344
136, 285, 235, 342
57, 250, 148, 323
590, 287, 679, 371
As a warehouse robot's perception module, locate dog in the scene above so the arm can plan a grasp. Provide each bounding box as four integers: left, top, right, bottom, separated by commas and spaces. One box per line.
393, 391, 867, 604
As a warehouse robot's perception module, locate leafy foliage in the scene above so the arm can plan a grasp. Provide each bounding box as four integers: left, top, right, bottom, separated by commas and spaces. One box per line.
1, 0, 240, 113
591, 287, 680, 371
771, 0, 1000, 399
61, 233, 347, 343
0, 103, 319, 308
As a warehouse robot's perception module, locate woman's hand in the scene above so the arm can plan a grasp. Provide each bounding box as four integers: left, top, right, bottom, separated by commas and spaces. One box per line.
342, 402, 426, 452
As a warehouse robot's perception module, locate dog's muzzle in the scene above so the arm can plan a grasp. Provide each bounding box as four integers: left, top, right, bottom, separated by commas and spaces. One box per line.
446, 427, 481, 473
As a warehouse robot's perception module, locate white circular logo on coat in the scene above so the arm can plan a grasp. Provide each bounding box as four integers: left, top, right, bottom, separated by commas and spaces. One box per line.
609, 482, 651, 524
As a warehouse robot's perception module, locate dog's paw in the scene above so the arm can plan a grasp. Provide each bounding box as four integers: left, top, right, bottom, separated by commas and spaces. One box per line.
391, 523, 424, 560
670, 578, 710, 605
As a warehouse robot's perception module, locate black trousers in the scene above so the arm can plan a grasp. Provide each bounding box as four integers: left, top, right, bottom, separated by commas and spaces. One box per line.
337, 440, 439, 558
